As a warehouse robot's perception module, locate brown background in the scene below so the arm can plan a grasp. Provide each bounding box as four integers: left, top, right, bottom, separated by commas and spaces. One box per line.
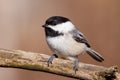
0, 0, 120, 80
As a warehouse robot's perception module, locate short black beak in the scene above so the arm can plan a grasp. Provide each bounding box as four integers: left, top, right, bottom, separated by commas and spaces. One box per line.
42, 25, 46, 28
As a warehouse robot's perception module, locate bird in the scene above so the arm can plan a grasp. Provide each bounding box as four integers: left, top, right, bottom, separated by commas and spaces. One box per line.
42, 16, 104, 73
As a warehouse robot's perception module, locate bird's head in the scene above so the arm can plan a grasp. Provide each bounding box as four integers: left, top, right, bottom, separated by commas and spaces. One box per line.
42, 16, 75, 33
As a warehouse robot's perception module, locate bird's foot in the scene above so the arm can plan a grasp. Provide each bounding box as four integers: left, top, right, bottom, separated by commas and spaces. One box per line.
73, 59, 79, 74
47, 54, 58, 67
73, 65, 78, 74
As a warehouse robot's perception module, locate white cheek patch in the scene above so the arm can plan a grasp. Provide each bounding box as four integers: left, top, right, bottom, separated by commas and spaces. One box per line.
48, 21, 75, 33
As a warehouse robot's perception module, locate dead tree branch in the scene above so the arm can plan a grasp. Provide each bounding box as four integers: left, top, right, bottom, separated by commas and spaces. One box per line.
0, 49, 119, 80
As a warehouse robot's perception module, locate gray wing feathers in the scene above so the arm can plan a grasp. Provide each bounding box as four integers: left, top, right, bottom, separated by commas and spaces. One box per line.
70, 29, 104, 62
71, 29, 91, 47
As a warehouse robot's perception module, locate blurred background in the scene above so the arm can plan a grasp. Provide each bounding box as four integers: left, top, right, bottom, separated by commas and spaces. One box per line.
0, 0, 120, 80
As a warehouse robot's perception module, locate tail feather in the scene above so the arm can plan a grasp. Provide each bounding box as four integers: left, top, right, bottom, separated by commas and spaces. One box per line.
86, 48, 104, 62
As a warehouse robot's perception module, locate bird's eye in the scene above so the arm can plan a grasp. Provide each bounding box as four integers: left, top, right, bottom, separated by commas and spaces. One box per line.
52, 22, 56, 25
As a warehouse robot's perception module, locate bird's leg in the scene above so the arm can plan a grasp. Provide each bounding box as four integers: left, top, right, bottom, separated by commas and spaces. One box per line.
47, 54, 58, 67
73, 58, 79, 74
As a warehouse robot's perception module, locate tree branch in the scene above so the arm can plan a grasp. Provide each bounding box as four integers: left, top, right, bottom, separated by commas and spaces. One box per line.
0, 48, 119, 80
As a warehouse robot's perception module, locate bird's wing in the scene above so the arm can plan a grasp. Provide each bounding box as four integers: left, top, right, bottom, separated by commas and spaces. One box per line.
70, 29, 91, 47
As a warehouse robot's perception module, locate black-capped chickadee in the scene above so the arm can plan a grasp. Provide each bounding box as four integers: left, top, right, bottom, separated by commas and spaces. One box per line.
42, 16, 104, 73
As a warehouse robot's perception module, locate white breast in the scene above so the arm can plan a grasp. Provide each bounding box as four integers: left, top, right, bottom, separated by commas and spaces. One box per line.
47, 34, 86, 57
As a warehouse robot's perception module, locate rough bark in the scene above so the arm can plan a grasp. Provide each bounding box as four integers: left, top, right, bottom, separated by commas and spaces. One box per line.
0, 48, 119, 80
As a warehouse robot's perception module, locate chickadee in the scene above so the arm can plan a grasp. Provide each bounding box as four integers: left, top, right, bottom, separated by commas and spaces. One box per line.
42, 16, 104, 73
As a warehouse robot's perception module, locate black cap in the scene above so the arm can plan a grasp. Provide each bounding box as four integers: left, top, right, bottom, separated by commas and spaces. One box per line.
45, 16, 70, 26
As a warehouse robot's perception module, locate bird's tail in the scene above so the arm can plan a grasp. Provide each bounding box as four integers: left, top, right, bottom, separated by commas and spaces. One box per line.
86, 48, 104, 62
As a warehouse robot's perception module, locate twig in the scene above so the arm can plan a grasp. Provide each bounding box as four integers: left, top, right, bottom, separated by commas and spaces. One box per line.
0, 48, 119, 80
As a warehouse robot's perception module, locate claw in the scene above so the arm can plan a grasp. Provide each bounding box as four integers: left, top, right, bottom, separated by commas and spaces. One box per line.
47, 54, 58, 67
73, 59, 79, 74
47, 58, 52, 67
73, 65, 78, 74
